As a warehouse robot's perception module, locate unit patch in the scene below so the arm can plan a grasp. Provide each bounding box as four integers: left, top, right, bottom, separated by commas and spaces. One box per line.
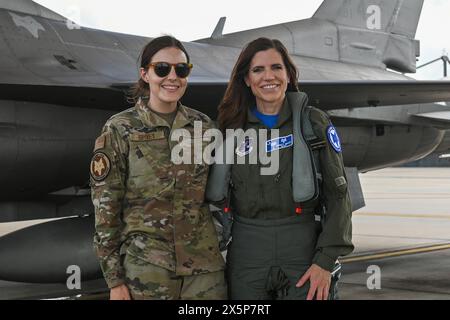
327, 125, 342, 153
335, 176, 347, 187
266, 134, 293, 153
90, 152, 111, 181
236, 137, 253, 157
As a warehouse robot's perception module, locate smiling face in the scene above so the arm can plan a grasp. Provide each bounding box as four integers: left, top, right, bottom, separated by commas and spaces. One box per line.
245, 48, 289, 111
140, 46, 188, 112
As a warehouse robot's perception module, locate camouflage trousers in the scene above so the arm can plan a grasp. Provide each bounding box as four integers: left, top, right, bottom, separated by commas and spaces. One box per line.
124, 253, 227, 300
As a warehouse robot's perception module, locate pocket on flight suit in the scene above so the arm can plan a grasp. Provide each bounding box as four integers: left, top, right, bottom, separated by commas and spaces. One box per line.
334, 174, 348, 200
277, 217, 319, 266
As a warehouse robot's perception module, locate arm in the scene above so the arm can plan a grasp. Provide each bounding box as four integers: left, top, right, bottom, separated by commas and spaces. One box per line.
91, 122, 129, 291
310, 109, 354, 272
296, 108, 354, 300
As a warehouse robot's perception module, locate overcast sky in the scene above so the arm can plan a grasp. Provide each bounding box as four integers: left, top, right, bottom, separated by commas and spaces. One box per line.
34, 0, 450, 80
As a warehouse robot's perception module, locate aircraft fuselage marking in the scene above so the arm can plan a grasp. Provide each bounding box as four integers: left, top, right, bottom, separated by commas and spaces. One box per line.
366, 5, 381, 30
9, 12, 45, 39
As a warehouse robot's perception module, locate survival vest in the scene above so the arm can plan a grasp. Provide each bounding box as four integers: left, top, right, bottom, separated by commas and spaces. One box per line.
206, 91, 325, 205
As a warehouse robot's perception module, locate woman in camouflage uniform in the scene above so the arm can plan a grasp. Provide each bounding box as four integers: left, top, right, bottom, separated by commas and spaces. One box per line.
91, 36, 225, 300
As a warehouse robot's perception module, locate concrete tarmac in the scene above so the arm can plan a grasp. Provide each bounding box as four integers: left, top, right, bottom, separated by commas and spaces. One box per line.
0, 168, 449, 299
340, 168, 450, 300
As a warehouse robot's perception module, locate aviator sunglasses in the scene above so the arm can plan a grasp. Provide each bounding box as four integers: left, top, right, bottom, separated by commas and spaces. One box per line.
148, 62, 193, 78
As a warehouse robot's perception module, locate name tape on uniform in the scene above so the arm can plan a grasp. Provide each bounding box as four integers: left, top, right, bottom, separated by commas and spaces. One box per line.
130, 131, 165, 142
266, 134, 293, 153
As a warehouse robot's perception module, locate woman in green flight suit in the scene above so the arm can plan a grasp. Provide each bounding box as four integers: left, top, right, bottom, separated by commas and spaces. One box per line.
215, 37, 354, 300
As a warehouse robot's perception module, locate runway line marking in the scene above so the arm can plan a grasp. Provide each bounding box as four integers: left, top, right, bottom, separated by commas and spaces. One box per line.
341, 243, 450, 263
354, 212, 450, 220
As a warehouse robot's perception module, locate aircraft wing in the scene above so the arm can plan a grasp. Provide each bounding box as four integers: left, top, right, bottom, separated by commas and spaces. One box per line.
0, 84, 127, 110
153, 79, 450, 107
411, 111, 450, 126
298, 80, 450, 109
183, 80, 450, 117
2, 80, 450, 116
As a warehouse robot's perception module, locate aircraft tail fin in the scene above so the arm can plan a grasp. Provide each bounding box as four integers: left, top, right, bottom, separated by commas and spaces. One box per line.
313, 0, 424, 39
313, 0, 424, 73
0, 0, 66, 22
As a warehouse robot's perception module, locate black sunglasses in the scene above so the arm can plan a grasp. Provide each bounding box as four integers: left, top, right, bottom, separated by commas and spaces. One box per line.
148, 62, 193, 78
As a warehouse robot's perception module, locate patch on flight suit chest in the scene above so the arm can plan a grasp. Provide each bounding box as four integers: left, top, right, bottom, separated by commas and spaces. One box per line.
236, 137, 254, 157
266, 134, 293, 153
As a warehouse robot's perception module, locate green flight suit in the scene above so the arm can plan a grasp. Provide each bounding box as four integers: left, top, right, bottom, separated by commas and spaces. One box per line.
227, 96, 353, 300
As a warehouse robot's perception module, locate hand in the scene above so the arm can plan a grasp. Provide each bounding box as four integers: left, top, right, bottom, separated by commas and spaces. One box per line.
110, 284, 131, 300
296, 264, 331, 300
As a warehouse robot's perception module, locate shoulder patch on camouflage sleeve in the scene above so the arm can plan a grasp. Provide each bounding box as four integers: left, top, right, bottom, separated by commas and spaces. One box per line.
94, 134, 106, 152
90, 152, 111, 181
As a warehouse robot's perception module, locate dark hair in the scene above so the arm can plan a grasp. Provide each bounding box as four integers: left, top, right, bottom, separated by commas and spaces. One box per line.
129, 35, 190, 102
217, 38, 299, 132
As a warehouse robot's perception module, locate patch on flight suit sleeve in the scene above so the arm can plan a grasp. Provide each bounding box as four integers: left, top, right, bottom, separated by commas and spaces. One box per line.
90, 152, 111, 181
335, 176, 347, 187
326, 125, 342, 153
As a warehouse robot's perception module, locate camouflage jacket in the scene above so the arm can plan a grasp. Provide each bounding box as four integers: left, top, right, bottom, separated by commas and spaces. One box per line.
91, 98, 225, 289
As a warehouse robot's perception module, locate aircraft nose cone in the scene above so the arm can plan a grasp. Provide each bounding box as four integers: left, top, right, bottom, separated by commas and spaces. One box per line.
0, 215, 102, 283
